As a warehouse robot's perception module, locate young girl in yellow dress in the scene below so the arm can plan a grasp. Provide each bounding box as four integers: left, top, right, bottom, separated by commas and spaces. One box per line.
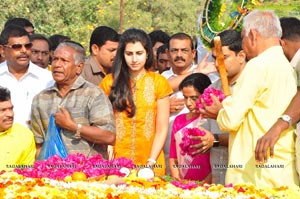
100, 28, 172, 175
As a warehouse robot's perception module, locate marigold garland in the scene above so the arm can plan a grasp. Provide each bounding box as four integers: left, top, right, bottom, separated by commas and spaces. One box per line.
1, 154, 300, 198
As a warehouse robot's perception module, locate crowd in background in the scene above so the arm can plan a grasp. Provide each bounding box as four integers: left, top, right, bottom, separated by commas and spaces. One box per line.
0, 10, 300, 187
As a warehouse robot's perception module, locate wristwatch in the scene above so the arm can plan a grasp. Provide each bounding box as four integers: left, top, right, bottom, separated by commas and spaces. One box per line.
74, 124, 82, 139
213, 134, 219, 147
280, 114, 292, 127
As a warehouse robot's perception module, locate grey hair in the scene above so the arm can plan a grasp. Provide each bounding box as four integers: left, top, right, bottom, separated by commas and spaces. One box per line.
243, 10, 282, 38
56, 41, 86, 65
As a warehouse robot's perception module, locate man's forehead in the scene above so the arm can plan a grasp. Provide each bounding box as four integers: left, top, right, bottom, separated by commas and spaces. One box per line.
8, 36, 29, 42
0, 100, 13, 108
54, 46, 75, 58
169, 38, 191, 45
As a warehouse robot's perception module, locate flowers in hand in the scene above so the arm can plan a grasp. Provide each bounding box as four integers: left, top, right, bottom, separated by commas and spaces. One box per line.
180, 127, 206, 156
196, 87, 226, 109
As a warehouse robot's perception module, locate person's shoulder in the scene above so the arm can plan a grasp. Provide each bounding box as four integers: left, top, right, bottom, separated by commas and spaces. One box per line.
11, 124, 34, 136
296, 60, 300, 70
82, 56, 93, 70
29, 62, 53, 80
100, 74, 113, 85
0, 61, 7, 67
0, 61, 8, 74
103, 73, 113, 80
150, 72, 171, 88
32, 83, 55, 99
81, 77, 106, 94
147, 71, 162, 78
174, 113, 186, 123
83, 78, 100, 89
29, 62, 51, 73
161, 68, 174, 79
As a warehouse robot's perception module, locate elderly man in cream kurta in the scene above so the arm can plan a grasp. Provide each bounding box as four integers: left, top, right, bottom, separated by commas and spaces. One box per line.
203, 10, 299, 187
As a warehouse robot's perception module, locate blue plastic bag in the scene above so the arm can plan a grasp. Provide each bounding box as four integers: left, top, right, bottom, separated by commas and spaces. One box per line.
37, 114, 68, 160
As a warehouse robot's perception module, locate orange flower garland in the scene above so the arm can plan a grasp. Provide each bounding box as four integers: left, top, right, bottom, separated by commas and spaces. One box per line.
1, 154, 300, 198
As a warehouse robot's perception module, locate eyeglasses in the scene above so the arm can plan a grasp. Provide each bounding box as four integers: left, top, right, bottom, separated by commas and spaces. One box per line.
31, 49, 50, 56
4, 43, 33, 50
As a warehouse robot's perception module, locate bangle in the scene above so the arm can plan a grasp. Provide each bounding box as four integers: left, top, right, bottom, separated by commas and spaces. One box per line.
147, 158, 156, 165
213, 134, 219, 147
74, 124, 82, 139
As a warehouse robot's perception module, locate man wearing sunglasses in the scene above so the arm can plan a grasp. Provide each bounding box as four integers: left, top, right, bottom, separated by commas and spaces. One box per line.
0, 25, 53, 128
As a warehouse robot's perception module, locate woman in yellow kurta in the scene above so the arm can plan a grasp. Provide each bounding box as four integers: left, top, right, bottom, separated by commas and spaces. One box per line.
100, 28, 172, 176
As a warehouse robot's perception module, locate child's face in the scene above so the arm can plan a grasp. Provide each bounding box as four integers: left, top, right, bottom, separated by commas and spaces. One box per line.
182, 86, 200, 114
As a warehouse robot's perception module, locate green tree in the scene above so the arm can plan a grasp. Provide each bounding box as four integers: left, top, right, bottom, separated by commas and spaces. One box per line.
0, 0, 203, 50
0, 0, 299, 51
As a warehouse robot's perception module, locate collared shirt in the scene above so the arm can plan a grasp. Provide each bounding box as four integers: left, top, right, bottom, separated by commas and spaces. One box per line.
218, 46, 299, 187
291, 48, 300, 68
290, 51, 300, 133
0, 124, 36, 171
81, 56, 106, 85
291, 49, 300, 87
292, 49, 300, 181
0, 61, 54, 128
31, 76, 116, 158
207, 79, 231, 185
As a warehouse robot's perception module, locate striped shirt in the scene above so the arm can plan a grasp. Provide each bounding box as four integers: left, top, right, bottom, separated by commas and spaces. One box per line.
31, 75, 115, 159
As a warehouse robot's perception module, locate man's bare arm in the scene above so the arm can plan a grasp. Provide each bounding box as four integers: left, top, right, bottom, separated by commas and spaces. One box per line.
255, 90, 300, 163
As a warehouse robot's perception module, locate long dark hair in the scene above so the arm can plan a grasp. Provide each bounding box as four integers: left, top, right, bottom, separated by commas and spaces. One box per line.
109, 28, 153, 117
179, 73, 211, 94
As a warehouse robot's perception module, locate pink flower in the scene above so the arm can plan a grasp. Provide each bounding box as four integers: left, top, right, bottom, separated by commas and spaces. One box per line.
196, 87, 226, 109
171, 180, 199, 190
179, 128, 206, 156
14, 153, 135, 180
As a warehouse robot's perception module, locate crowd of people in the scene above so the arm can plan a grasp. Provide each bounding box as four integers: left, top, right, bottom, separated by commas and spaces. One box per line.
0, 10, 300, 187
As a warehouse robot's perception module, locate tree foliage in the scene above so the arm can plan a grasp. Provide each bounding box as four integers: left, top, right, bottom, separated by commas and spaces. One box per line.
0, 0, 202, 51
0, 0, 299, 51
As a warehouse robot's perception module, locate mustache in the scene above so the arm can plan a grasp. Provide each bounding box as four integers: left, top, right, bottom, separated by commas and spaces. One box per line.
3, 117, 13, 122
17, 54, 30, 59
174, 57, 185, 62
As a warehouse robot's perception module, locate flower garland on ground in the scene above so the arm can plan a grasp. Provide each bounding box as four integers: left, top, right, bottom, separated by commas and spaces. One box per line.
0, 154, 299, 198
14, 154, 134, 180
1, 170, 300, 199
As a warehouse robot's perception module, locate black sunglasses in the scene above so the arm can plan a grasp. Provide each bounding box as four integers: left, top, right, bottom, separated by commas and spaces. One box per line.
4, 43, 33, 50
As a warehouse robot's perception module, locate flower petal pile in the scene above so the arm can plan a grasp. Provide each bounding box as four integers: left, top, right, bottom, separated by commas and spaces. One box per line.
1, 154, 298, 198
1, 171, 300, 199
14, 153, 135, 180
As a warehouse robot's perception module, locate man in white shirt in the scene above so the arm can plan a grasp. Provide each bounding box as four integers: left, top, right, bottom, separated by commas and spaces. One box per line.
161, 32, 217, 174
0, 25, 53, 128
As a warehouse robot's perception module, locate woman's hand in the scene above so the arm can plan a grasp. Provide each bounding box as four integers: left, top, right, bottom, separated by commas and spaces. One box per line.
190, 128, 214, 154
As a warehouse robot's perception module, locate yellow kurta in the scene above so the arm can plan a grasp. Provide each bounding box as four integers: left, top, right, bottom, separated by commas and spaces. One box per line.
217, 46, 299, 187
100, 71, 172, 175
